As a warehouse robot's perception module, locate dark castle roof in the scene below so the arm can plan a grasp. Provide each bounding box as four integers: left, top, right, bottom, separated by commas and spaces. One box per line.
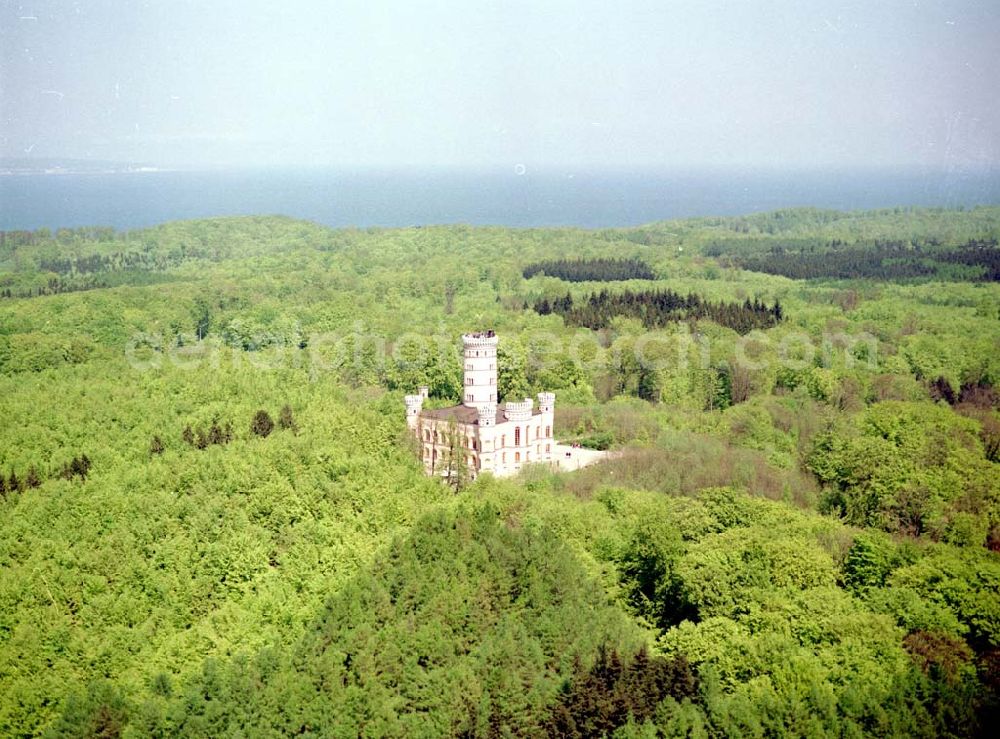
419, 405, 480, 424
419, 403, 541, 426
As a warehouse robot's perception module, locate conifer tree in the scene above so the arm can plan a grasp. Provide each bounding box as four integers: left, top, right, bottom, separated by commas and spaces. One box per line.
208, 422, 224, 446
278, 404, 298, 433
251, 409, 274, 438
25, 467, 42, 488
930, 376, 956, 405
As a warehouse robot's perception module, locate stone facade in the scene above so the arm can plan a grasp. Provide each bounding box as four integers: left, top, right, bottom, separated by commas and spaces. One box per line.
405, 331, 556, 479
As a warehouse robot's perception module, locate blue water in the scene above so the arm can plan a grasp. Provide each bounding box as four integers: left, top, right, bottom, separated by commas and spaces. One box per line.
2, 166, 999, 231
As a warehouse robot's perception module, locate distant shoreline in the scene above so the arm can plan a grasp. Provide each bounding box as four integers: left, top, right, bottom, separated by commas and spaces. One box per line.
0, 167, 165, 177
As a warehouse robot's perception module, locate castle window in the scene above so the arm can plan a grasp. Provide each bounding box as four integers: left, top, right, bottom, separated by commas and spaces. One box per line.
514, 427, 520, 446
502, 452, 506, 463
472, 439, 477, 451
424, 429, 430, 442
515, 452, 521, 463
546, 444, 551, 453
501, 434, 506, 447
546, 425, 551, 438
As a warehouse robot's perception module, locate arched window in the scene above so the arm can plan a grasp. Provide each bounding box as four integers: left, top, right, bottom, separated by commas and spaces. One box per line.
514, 427, 521, 446
545, 425, 551, 438
502, 452, 506, 463
546, 443, 551, 453
501, 434, 506, 447
424, 429, 430, 442
515, 452, 521, 463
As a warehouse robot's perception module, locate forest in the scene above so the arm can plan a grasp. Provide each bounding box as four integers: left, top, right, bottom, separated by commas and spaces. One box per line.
522, 257, 657, 282
720, 240, 1000, 282
532, 288, 782, 334
1, 206, 999, 736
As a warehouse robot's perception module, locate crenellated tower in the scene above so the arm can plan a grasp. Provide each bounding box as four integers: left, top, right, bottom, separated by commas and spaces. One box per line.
477, 403, 497, 427
537, 391, 556, 443
537, 392, 555, 414
462, 331, 498, 412
404, 393, 424, 430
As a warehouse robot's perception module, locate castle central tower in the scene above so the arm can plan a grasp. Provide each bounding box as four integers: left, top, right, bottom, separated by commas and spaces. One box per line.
462, 331, 498, 412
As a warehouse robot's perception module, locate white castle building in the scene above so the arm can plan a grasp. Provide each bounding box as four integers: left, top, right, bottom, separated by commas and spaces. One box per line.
405, 331, 555, 480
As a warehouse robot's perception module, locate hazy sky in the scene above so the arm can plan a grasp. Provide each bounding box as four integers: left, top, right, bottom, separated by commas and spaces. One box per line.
2, 0, 998, 169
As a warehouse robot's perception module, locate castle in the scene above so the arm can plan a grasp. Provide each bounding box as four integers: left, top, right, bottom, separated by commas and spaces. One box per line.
405, 331, 555, 480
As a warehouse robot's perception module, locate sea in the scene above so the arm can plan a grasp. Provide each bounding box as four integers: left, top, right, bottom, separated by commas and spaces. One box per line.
2, 166, 999, 232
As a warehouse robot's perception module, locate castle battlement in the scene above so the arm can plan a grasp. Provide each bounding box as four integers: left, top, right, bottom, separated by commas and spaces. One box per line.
504, 398, 533, 422
462, 331, 499, 348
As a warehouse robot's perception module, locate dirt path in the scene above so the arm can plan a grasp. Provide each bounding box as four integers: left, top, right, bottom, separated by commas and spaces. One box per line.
551, 443, 611, 472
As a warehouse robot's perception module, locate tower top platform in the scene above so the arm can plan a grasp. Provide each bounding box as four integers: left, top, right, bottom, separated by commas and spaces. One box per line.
462, 331, 498, 347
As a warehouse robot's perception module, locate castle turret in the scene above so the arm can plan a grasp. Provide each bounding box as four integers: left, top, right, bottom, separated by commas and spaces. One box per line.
462, 331, 498, 412
538, 392, 556, 448
537, 392, 555, 414
477, 403, 497, 427
404, 393, 424, 430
